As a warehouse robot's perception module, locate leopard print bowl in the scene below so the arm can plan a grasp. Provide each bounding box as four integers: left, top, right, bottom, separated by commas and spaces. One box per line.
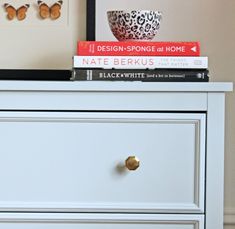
107, 10, 162, 41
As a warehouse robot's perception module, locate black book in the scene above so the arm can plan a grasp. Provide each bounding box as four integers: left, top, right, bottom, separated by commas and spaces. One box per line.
71, 68, 209, 82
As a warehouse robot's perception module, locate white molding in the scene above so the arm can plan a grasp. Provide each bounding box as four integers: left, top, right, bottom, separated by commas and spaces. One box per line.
0, 202, 202, 214
224, 208, 235, 225
0, 213, 204, 228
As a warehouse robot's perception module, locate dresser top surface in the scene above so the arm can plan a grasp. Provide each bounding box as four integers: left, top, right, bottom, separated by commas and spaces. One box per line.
0, 81, 233, 92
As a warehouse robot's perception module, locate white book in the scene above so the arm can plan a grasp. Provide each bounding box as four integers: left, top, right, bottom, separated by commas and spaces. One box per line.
73, 56, 208, 69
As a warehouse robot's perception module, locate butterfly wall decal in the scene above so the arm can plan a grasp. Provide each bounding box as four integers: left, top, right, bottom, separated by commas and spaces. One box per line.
4, 3, 30, 21
37, 1, 63, 20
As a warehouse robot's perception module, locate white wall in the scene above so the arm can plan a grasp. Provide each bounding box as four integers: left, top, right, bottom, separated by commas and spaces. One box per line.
95, 0, 235, 227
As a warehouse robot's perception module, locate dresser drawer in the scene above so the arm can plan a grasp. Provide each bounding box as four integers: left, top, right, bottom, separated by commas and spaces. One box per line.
0, 112, 205, 213
0, 213, 204, 229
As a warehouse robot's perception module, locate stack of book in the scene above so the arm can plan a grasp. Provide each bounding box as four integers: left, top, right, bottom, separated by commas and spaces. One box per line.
72, 41, 209, 82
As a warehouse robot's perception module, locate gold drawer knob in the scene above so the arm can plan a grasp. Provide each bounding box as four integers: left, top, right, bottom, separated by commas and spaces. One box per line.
125, 156, 140, 171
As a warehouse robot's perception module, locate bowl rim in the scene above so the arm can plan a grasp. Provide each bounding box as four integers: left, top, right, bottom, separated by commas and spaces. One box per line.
107, 10, 162, 14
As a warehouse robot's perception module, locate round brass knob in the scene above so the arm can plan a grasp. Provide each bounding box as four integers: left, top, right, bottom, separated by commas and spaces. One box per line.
125, 156, 140, 171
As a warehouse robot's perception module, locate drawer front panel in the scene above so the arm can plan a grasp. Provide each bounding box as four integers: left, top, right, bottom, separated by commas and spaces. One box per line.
0, 112, 205, 213
0, 91, 208, 111
0, 214, 204, 229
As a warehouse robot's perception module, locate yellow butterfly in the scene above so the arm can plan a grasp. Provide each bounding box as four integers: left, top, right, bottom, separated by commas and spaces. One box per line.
4, 3, 30, 21
38, 1, 63, 20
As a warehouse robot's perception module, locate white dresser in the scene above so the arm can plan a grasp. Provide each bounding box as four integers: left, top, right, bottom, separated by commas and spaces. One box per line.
0, 81, 232, 229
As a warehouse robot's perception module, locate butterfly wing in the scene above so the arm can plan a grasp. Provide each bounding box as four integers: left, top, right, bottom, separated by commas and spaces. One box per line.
38, 1, 50, 19
50, 0, 63, 20
16, 4, 30, 21
4, 4, 17, 20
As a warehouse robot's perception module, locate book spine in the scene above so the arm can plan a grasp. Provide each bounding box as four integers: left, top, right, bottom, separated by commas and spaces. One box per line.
71, 69, 209, 82
77, 41, 200, 56
73, 56, 208, 69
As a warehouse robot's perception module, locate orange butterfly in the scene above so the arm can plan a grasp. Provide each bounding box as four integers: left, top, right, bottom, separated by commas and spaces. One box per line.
38, 1, 63, 20
4, 3, 30, 21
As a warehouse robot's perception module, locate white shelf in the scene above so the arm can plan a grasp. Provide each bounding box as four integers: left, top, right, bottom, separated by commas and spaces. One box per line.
0, 81, 233, 92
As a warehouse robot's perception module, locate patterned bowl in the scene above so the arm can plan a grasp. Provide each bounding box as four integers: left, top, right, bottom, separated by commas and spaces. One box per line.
107, 10, 162, 41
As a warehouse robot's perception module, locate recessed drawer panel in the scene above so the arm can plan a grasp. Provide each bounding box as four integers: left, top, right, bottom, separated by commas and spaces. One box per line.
0, 213, 204, 229
0, 112, 205, 213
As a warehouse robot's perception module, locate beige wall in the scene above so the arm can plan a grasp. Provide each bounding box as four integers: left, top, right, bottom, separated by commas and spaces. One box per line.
95, 0, 235, 227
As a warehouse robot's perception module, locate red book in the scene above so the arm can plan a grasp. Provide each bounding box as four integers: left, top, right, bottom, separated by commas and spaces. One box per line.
77, 41, 200, 56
